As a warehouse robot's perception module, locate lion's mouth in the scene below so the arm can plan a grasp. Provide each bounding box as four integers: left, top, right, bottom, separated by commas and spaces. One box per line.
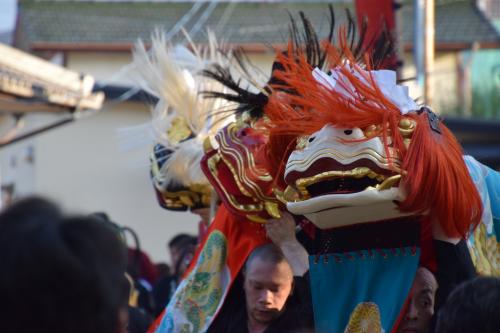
283, 158, 401, 202
295, 167, 401, 199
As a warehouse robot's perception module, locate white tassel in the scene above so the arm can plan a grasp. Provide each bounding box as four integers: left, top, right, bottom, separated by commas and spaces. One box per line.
128, 29, 234, 188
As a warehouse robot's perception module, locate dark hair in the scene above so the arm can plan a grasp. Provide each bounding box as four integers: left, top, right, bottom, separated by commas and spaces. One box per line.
435, 276, 500, 333
0, 196, 61, 226
168, 233, 196, 249
0, 197, 127, 333
245, 243, 289, 271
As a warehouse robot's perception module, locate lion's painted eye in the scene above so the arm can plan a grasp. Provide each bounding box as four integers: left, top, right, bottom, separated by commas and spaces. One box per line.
308, 136, 316, 143
344, 130, 353, 135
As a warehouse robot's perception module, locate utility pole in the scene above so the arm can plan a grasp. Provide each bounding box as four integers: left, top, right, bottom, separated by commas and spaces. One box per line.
414, 0, 435, 105
425, 0, 435, 106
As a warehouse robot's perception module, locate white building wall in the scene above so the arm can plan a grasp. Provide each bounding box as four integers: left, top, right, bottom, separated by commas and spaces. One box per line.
29, 52, 201, 264
33, 102, 199, 263
67, 52, 136, 84
0, 139, 36, 209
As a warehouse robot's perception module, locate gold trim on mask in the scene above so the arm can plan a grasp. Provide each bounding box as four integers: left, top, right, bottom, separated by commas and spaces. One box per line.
286, 147, 402, 174
375, 175, 402, 191
158, 183, 213, 209
217, 123, 275, 201
277, 186, 302, 203
290, 167, 402, 201
167, 116, 192, 145
398, 118, 416, 137
264, 201, 281, 219
398, 117, 416, 149
203, 136, 215, 153
296, 135, 309, 150
247, 214, 268, 223
222, 123, 272, 181
189, 183, 214, 207
294, 167, 387, 199
218, 152, 254, 197
363, 124, 382, 138
159, 190, 199, 209
206, 150, 264, 213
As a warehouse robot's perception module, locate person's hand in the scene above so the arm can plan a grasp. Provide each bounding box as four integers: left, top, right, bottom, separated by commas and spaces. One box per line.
265, 211, 297, 247
265, 211, 309, 276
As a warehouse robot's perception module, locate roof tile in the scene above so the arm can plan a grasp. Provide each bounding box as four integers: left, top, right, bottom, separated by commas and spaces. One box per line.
16, 0, 500, 49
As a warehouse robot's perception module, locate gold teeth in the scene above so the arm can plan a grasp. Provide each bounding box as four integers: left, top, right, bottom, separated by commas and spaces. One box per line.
290, 167, 400, 200
264, 201, 281, 219
374, 174, 401, 191
282, 185, 302, 204
245, 201, 281, 224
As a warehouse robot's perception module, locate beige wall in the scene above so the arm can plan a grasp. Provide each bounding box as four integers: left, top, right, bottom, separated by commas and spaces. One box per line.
66, 50, 277, 86
433, 52, 460, 113
246, 52, 276, 76
401, 51, 459, 113
28, 52, 205, 264
66, 52, 135, 85
33, 101, 198, 264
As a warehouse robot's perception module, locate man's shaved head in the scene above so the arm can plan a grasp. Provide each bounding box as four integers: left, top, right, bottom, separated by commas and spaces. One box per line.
397, 267, 438, 333
245, 243, 291, 272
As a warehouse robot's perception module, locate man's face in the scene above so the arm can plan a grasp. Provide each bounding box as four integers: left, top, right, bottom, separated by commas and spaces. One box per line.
169, 245, 182, 271
244, 258, 294, 325
397, 267, 438, 333
177, 246, 195, 277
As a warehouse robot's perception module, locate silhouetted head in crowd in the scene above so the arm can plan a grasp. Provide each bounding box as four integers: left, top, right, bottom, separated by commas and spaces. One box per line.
0, 197, 128, 333
156, 262, 171, 279
168, 233, 197, 276
435, 276, 500, 333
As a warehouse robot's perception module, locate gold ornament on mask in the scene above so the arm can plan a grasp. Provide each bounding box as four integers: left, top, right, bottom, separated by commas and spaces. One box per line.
398, 117, 416, 149
167, 116, 192, 145
296, 135, 309, 150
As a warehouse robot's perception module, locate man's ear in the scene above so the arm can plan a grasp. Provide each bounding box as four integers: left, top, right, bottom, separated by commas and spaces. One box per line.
289, 278, 295, 296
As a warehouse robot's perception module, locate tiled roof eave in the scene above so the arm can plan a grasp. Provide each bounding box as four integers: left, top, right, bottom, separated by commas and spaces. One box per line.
29, 40, 500, 53
16, 1, 500, 52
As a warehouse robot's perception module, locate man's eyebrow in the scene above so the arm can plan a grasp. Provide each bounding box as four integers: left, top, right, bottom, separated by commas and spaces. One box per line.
419, 288, 435, 295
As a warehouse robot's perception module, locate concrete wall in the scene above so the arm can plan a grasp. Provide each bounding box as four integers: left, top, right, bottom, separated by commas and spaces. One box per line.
401, 51, 460, 114
66, 52, 136, 85
33, 101, 199, 264
35, 52, 201, 263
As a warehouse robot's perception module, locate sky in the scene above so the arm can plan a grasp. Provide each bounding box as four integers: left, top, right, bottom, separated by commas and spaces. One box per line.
0, 0, 16, 32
